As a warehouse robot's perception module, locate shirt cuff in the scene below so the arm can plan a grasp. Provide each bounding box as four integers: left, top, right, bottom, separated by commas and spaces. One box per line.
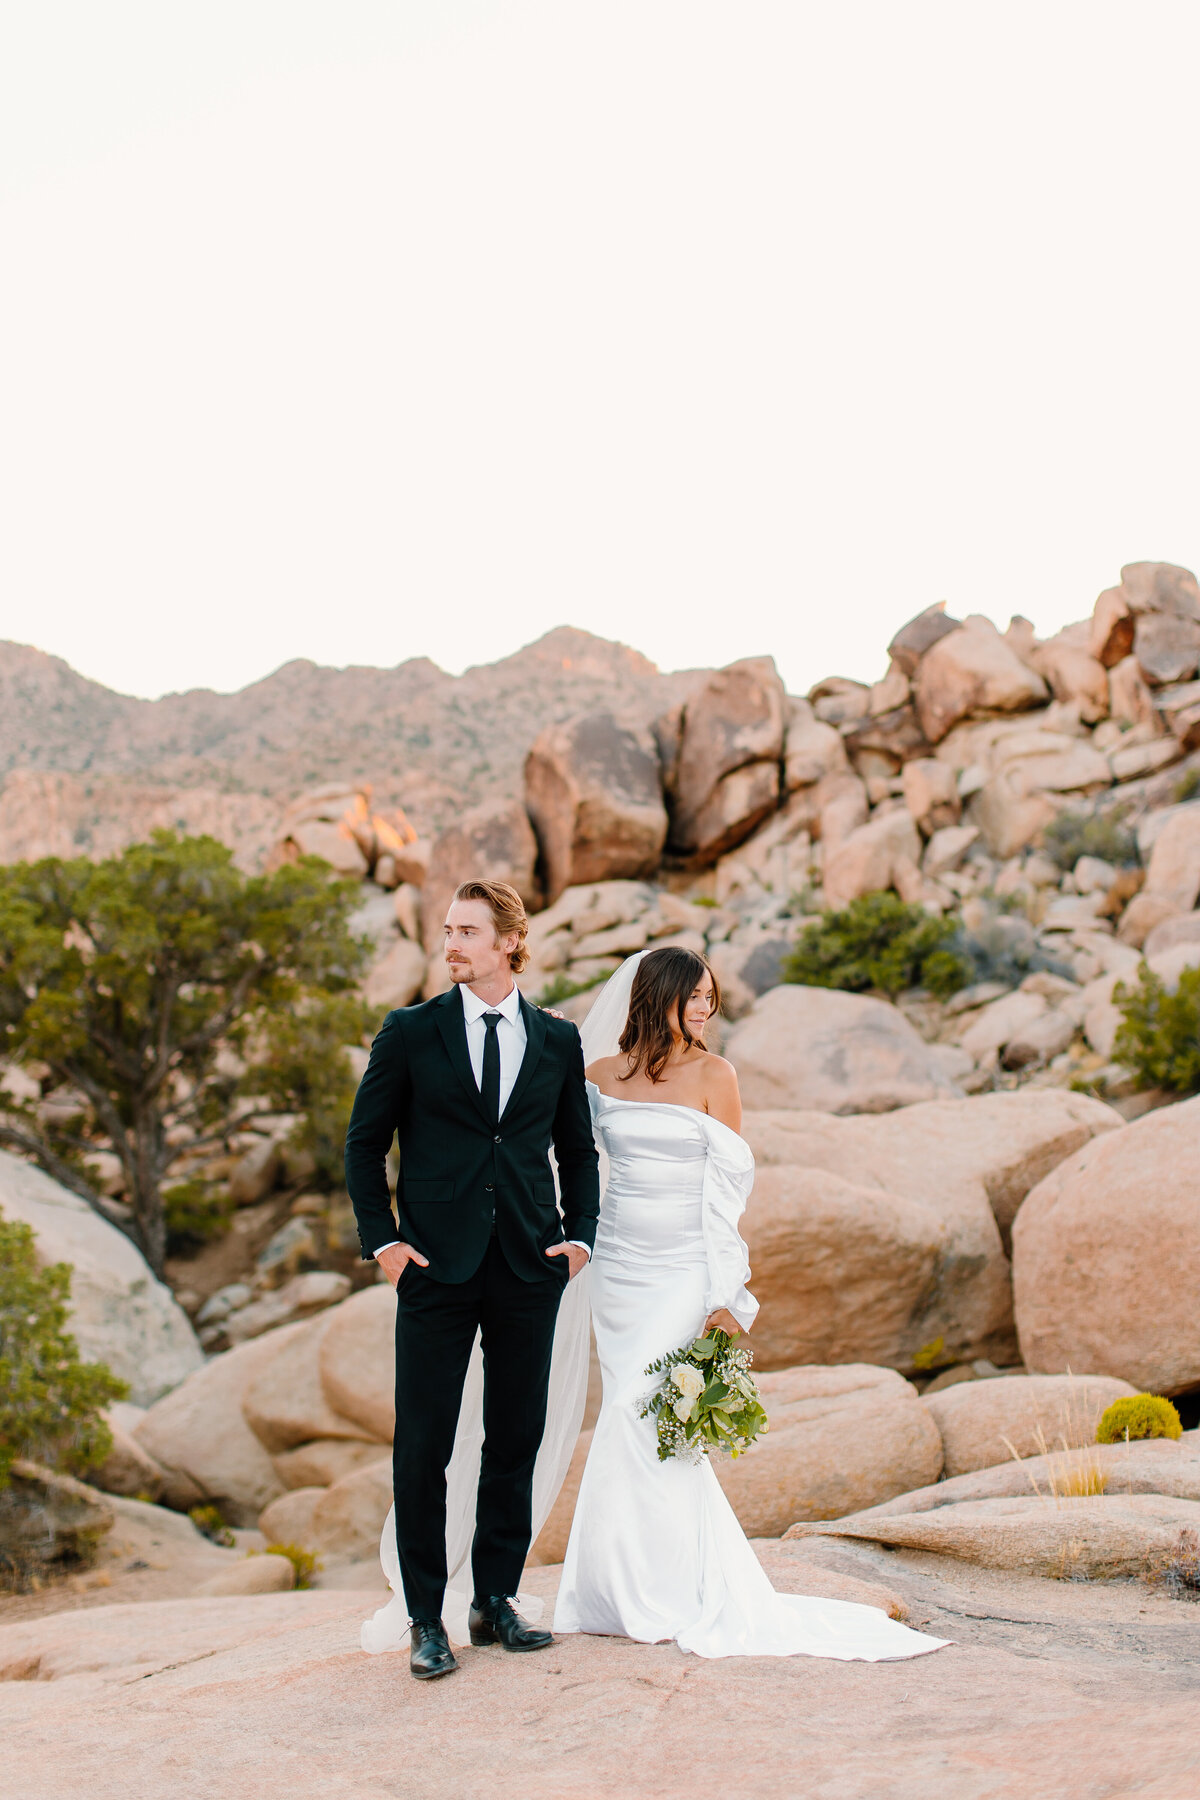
566, 1240, 591, 1259
373, 1242, 402, 1257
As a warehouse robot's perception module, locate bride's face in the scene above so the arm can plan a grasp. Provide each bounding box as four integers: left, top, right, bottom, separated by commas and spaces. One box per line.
677, 975, 716, 1042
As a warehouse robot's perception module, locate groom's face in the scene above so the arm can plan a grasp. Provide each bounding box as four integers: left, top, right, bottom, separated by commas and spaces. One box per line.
444, 898, 518, 986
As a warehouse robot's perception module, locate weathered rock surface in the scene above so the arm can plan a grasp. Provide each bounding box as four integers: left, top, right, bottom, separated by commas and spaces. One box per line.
241, 1310, 377, 1456
741, 1092, 1120, 1372
197, 1553, 296, 1596
921, 1373, 1137, 1478
362, 936, 427, 1009
726, 986, 961, 1116
713, 1365, 943, 1534
419, 797, 540, 950
316, 1284, 396, 1443
1013, 1095, 1200, 1393
1141, 802, 1200, 910
789, 1492, 1200, 1579
665, 658, 785, 862
913, 618, 1049, 744
821, 809, 923, 909
0, 1150, 202, 1406
525, 711, 668, 904
132, 1325, 309, 1523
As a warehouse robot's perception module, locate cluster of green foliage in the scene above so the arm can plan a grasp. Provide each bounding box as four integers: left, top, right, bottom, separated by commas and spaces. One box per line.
0, 1216, 126, 1490
188, 1503, 236, 1546
1043, 804, 1138, 873
534, 970, 608, 1008
1112, 965, 1200, 1096
783, 892, 971, 1000
1096, 1393, 1183, 1444
254, 1541, 322, 1588
0, 833, 375, 1273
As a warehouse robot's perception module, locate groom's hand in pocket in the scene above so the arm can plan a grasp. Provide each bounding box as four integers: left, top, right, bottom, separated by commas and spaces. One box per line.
545, 1242, 589, 1280
375, 1243, 429, 1289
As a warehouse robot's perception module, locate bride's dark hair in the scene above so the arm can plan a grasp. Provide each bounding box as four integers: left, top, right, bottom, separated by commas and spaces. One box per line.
618, 946, 721, 1084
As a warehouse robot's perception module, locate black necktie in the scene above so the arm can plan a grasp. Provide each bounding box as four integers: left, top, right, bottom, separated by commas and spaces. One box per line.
481, 1012, 502, 1123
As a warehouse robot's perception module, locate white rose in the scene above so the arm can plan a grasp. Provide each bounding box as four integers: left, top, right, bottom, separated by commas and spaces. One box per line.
671, 1364, 705, 1402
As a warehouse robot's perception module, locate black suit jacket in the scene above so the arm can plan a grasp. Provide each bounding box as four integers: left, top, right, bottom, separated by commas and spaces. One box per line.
344, 985, 600, 1284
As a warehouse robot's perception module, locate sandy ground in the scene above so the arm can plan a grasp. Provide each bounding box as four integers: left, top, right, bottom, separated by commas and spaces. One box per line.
2, 1534, 1199, 1800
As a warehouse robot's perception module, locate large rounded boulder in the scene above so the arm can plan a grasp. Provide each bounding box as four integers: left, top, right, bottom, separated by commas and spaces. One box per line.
1013, 1096, 1200, 1394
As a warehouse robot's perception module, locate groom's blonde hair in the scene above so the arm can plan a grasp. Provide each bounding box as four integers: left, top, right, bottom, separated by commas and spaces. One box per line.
453, 879, 530, 973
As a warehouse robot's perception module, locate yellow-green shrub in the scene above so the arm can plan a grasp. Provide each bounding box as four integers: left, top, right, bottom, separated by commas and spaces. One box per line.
1096, 1394, 1182, 1444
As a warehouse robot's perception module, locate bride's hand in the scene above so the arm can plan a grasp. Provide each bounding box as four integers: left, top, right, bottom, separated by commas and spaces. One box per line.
703, 1309, 744, 1336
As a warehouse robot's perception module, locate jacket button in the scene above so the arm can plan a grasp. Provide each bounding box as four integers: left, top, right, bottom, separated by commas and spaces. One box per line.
485, 1183, 494, 1192
494, 1134, 501, 1143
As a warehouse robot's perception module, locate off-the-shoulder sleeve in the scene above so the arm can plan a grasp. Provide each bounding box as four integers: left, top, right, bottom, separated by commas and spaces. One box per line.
699, 1123, 760, 1333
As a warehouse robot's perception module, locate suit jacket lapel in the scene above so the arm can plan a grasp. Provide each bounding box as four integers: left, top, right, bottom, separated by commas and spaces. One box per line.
501, 994, 547, 1122
434, 988, 493, 1128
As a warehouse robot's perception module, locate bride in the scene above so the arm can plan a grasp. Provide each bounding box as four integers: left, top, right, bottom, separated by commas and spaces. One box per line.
553, 944, 948, 1661
362, 944, 947, 1663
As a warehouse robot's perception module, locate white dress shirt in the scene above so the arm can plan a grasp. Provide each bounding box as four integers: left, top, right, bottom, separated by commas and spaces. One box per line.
374, 980, 590, 1260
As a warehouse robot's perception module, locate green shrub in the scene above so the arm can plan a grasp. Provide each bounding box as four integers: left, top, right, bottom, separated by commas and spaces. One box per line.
1171, 768, 1200, 806
534, 970, 608, 1008
162, 1178, 234, 1253
783, 892, 971, 1000
1043, 805, 1138, 872
188, 1502, 236, 1547
254, 1541, 322, 1588
0, 1215, 127, 1490
1112, 965, 1200, 1095
1096, 1393, 1183, 1444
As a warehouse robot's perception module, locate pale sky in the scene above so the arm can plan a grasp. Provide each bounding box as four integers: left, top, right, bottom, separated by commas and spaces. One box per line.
1, 2, 1198, 702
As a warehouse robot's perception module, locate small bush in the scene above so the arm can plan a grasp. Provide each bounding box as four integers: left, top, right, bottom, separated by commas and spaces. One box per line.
1112, 966, 1200, 1096
1096, 1393, 1183, 1444
163, 1178, 233, 1252
1043, 805, 1138, 872
188, 1503, 236, 1547
783, 892, 971, 1000
255, 1541, 321, 1588
1172, 768, 1200, 806
0, 1215, 127, 1490
1145, 1527, 1200, 1598
534, 970, 608, 1007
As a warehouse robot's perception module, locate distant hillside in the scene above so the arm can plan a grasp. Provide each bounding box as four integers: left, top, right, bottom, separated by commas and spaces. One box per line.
0, 628, 702, 858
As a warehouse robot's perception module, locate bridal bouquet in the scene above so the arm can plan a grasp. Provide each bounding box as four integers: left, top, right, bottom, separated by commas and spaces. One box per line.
639, 1330, 768, 1464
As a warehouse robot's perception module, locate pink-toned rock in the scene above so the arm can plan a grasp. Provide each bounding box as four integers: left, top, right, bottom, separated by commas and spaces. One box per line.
967, 772, 1057, 860
913, 618, 1049, 745
419, 798, 540, 950
256, 1486, 323, 1547
1108, 736, 1182, 782
1108, 654, 1158, 727
1001, 741, 1111, 798
821, 808, 923, 908
316, 1283, 396, 1443
1143, 912, 1200, 959
923, 823, 979, 877
133, 1324, 309, 1523
89, 1413, 167, 1503
887, 602, 961, 676
666, 658, 786, 863
197, 1553, 296, 1596
1026, 624, 1109, 722
270, 1439, 388, 1491
1116, 890, 1180, 949
809, 676, 871, 725
921, 1373, 1137, 1477
362, 936, 427, 1009
305, 1458, 394, 1559
1001, 1008, 1076, 1069
524, 712, 667, 904
1142, 803, 1200, 910
742, 1091, 1119, 1372
788, 1491, 1200, 1578
727, 985, 961, 1117
815, 772, 869, 854
957, 990, 1047, 1061
714, 1364, 943, 1533
1013, 1094, 1200, 1392
1090, 562, 1200, 683
782, 701, 850, 792
242, 1311, 377, 1456
901, 758, 960, 835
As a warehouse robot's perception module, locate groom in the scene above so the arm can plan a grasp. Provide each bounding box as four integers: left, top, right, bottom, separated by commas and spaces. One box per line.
345, 878, 599, 1680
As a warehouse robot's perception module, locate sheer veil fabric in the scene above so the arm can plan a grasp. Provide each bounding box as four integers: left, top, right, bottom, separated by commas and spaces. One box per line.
359, 960, 638, 1655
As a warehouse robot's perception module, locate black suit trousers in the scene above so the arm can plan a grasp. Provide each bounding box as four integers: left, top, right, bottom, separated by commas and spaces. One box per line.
392, 1234, 567, 1620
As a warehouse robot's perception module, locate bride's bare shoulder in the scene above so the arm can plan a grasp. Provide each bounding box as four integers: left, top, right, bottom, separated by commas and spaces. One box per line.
585, 1053, 622, 1085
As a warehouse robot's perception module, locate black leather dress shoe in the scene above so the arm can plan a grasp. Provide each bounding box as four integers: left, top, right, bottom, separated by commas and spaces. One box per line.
469, 1595, 554, 1652
409, 1618, 458, 1681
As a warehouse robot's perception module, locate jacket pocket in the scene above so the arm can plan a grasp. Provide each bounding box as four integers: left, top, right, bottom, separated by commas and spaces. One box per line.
403, 1179, 455, 1205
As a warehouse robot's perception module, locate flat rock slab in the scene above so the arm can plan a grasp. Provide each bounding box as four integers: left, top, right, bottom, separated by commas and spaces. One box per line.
789, 1492, 1200, 1578
3, 1554, 1200, 1799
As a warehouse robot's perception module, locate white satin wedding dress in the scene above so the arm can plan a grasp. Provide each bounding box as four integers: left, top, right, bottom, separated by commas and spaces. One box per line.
552, 1085, 948, 1660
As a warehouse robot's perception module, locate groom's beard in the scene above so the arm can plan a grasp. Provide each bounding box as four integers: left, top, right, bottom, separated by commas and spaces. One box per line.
445, 956, 477, 984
